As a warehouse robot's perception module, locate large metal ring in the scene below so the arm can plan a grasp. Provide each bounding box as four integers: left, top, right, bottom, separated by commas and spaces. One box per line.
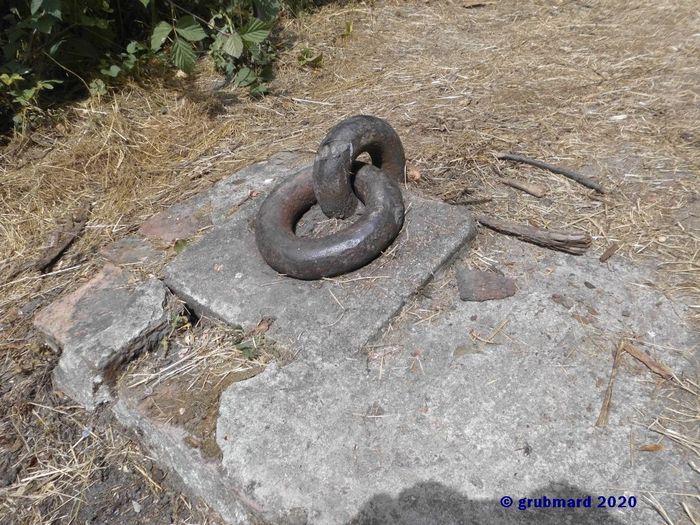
255, 163, 404, 280
312, 115, 406, 219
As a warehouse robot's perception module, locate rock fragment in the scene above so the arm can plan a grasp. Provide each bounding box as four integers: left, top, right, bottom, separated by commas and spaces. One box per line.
456, 268, 516, 302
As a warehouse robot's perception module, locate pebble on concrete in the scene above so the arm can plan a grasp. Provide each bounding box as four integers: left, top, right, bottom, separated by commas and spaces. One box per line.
456, 268, 517, 302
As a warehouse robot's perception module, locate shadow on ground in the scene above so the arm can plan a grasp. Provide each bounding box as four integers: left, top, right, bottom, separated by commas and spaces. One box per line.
349, 481, 628, 525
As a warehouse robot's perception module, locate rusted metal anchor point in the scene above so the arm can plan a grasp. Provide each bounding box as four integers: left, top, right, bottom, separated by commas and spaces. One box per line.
255, 116, 406, 280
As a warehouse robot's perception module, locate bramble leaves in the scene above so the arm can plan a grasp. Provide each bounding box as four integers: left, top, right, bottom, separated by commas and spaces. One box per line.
221, 33, 244, 58
241, 19, 271, 44
1, 0, 318, 128
175, 16, 207, 43
150, 21, 172, 51
172, 37, 197, 73
234, 67, 256, 87
253, 0, 281, 21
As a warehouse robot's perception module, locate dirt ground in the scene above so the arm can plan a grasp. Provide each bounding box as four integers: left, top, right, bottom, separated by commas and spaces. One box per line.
1, 0, 698, 523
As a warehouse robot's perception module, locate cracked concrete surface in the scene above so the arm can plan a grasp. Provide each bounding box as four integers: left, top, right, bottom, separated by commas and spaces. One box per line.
40, 157, 697, 524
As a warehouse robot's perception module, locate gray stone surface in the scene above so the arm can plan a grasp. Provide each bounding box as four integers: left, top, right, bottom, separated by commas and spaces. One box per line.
164, 177, 477, 365
109, 159, 696, 524
34, 264, 172, 409
100, 234, 162, 265
112, 393, 260, 525
140, 152, 310, 243
211, 237, 696, 524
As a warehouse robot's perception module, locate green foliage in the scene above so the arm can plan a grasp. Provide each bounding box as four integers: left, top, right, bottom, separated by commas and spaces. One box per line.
0, 0, 327, 128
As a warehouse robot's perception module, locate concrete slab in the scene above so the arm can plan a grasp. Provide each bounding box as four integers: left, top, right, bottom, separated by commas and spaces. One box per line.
34, 264, 173, 409
110, 161, 696, 524
164, 175, 477, 365
208, 236, 697, 524
99, 234, 163, 265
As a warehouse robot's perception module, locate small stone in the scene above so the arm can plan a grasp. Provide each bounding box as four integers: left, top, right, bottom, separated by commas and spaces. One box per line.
583, 281, 596, 289
621, 309, 631, 317
551, 293, 575, 309
456, 269, 516, 302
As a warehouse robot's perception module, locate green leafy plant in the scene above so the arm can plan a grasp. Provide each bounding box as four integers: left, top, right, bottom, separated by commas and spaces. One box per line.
0, 0, 328, 129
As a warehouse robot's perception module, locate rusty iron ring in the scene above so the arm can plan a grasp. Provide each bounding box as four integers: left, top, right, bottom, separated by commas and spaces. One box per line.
255, 163, 404, 280
312, 115, 406, 219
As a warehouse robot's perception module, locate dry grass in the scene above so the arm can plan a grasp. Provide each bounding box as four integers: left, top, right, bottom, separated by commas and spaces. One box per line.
120, 315, 280, 460
1, 0, 698, 522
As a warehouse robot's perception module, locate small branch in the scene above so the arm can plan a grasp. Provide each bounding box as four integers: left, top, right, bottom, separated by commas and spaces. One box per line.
1, 264, 83, 289
500, 178, 546, 198
34, 205, 90, 272
497, 153, 605, 194
623, 343, 674, 380
460, 197, 493, 205
475, 215, 591, 255
599, 242, 620, 262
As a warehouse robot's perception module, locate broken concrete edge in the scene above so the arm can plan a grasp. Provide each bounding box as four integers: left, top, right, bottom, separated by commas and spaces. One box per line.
112, 392, 264, 525
98, 153, 314, 280
133, 194, 478, 523
33, 263, 183, 411
30, 152, 481, 523
34, 152, 313, 408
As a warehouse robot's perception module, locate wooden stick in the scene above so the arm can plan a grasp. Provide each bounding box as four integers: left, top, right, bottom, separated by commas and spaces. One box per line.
500, 178, 546, 198
623, 343, 674, 380
475, 215, 591, 255
497, 153, 605, 194
460, 197, 493, 205
596, 341, 624, 427
599, 242, 619, 263
34, 205, 90, 272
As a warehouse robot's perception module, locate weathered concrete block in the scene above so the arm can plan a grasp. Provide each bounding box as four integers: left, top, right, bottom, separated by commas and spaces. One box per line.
210, 237, 697, 524
140, 152, 311, 243
34, 264, 173, 409
111, 158, 696, 524
164, 180, 477, 362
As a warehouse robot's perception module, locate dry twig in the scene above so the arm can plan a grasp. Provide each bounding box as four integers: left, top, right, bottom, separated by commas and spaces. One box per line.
475, 215, 591, 255
34, 205, 91, 272
497, 153, 605, 194
623, 343, 674, 380
500, 178, 546, 198
596, 341, 624, 427
599, 242, 620, 263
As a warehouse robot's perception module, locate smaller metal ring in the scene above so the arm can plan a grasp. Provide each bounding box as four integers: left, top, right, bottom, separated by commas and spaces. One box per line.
313, 115, 406, 220
255, 163, 404, 280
